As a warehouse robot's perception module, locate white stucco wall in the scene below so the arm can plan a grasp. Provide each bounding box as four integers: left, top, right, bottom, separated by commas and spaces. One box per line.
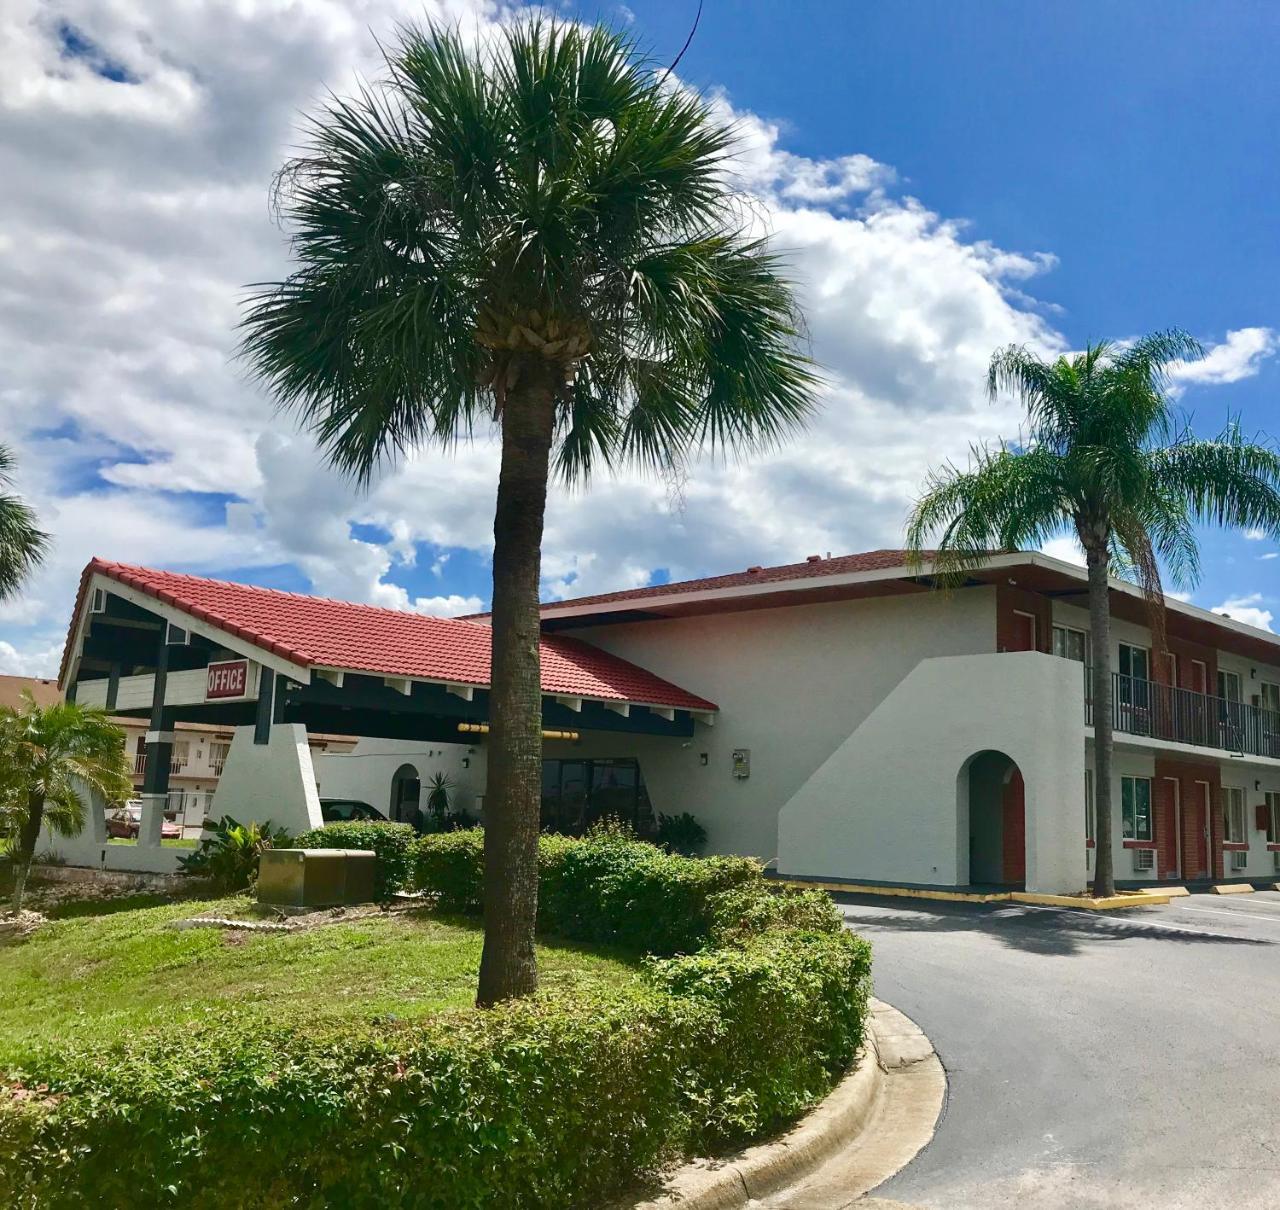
553, 587, 999, 862
209, 723, 323, 836
778, 651, 1087, 893
313, 738, 485, 819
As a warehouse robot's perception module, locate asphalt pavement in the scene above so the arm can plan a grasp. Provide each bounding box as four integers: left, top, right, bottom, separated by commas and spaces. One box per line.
838, 891, 1280, 1209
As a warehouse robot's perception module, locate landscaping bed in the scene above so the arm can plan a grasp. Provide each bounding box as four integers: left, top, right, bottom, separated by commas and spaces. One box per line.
0, 826, 872, 1209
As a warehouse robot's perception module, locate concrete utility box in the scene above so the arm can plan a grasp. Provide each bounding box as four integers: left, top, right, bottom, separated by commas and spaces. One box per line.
258, 848, 378, 908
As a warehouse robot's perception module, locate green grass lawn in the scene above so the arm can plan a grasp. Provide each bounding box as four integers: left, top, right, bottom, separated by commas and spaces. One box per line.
0, 894, 643, 1062
105, 837, 198, 847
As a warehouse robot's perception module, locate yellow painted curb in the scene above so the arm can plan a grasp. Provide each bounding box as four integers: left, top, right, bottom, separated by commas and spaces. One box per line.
1011, 891, 1169, 910
772, 879, 1009, 904
1142, 886, 1190, 897
774, 880, 1168, 911
1211, 883, 1255, 895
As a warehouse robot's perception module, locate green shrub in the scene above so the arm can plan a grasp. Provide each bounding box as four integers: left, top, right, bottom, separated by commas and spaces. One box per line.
297, 820, 417, 898
177, 816, 290, 892
656, 810, 708, 855
410, 824, 761, 956
412, 826, 486, 913
0, 933, 871, 1209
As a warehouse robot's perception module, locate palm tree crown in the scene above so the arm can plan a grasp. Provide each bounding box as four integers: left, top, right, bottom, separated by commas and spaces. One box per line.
0, 444, 48, 601
907, 330, 1280, 896
240, 19, 817, 481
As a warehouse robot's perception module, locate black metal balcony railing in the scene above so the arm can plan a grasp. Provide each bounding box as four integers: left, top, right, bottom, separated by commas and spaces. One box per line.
1084, 669, 1280, 759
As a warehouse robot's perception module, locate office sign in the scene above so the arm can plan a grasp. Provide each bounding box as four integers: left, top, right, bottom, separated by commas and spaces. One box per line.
206, 659, 249, 700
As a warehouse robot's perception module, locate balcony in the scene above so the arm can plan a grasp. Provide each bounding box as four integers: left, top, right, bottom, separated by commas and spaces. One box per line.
1085, 670, 1280, 760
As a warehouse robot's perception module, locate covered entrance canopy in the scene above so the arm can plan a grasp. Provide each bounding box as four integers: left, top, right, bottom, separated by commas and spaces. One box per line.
59, 559, 718, 840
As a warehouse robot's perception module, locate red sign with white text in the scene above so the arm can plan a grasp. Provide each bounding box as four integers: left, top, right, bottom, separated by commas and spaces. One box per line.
206, 659, 249, 700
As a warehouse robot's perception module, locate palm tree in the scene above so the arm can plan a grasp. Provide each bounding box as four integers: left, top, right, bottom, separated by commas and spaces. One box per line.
1, 696, 133, 913
240, 20, 818, 1003
906, 331, 1280, 897
0, 444, 48, 599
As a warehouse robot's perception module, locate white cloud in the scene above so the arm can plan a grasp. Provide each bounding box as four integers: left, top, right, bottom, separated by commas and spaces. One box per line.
0, 1, 1267, 678
1169, 327, 1278, 391
1261, 552, 1278, 561
1210, 593, 1274, 633
1040, 536, 1085, 567
1244, 528, 1267, 540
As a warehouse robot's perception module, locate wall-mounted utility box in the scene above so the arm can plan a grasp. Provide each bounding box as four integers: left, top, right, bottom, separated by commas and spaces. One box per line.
258, 848, 377, 908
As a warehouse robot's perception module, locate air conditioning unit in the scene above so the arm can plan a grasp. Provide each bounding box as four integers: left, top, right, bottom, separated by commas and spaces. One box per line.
1132, 848, 1155, 874
1230, 850, 1248, 872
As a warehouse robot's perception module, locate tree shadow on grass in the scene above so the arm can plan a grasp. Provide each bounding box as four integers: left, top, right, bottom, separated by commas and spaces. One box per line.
833, 894, 1273, 958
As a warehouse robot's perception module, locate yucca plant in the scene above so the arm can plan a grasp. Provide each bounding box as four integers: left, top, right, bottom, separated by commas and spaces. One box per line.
908, 331, 1280, 896
240, 19, 818, 1002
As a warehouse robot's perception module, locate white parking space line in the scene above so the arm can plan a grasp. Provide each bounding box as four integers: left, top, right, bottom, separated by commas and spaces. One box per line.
1175, 903, 1280, 925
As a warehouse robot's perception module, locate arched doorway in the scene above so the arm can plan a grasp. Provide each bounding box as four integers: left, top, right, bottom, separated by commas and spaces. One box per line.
389, 763, 421, 826
964, 750, 1025, 888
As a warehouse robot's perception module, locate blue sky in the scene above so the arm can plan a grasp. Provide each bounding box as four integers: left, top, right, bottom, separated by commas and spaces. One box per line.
0, 0, 1277, 673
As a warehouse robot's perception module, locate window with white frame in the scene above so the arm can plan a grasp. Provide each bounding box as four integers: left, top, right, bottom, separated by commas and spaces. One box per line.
1085, 771, 1095, 844
1223, 786, 1247, 844
1121, 776, 1153, 842
209, 741, 230, 777
1053, 624, 1088, 663
1266, 792, 1280, 845
169, 740, 190, 774
1119, 643, 1150, 682
1218, 670, 1243, 703
1260, 682, 1280, 717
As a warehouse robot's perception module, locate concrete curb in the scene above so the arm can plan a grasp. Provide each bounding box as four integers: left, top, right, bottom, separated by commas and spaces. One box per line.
633, 999, 941, 1210
1212, 883, 1255, 895
773, 877, 1164, 911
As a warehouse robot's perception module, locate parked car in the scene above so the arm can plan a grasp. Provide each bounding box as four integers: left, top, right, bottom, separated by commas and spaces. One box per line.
319, 798, 387, 823
106, 803, 182, 840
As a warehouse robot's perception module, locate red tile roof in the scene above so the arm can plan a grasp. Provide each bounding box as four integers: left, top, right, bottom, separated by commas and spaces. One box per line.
535, 549, 932, 612
63, 560, 717, 712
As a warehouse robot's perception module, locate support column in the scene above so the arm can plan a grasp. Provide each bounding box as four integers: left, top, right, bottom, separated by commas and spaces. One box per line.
105, 662, 121, 711
139, 642, 172, 848
254, 666, 275, 745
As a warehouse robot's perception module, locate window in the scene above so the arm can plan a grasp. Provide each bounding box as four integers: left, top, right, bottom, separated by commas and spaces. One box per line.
1218, 670, 1242, 703
1053, 625, 1087, 663
209, 742, 230, 777
1119, 644, 1150, 682
169, 740, 189, 774
1260, 682, 1280, 716
540, 758, 653, 836
1121, 776, 1153, 842
1223, 786, 1246, 844
1085, 771, 1095, 844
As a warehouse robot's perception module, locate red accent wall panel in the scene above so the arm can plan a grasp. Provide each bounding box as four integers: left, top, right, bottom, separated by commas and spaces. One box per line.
1002, 769, 1027, 885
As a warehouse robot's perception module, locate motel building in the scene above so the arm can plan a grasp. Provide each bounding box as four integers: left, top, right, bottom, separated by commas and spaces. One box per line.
50, 551, 1280, 892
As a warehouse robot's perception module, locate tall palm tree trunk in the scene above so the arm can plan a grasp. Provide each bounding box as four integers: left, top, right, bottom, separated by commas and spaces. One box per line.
477, 370, 557, 1006
1086, 545, 1116, 898
11, 794, 44, 914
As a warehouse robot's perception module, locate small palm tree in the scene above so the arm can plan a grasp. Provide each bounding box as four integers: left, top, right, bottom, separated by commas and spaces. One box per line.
0, 696, 133, 913
240, 20, 817, 1003
0, 444, 48, 599
907, 331, 1280, 897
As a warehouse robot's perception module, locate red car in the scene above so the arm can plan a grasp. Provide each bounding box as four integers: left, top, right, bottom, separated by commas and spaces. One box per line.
106, 804, 182, 840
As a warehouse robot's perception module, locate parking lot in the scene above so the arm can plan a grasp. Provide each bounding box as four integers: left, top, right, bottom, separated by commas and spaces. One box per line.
841, 891, 1280, 1209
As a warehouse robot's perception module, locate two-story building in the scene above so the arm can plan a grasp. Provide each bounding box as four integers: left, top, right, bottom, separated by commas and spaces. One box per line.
53, 551, 1280, 889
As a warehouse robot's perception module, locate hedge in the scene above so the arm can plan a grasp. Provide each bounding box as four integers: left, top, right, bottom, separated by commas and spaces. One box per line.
0, 828, 872, 1209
